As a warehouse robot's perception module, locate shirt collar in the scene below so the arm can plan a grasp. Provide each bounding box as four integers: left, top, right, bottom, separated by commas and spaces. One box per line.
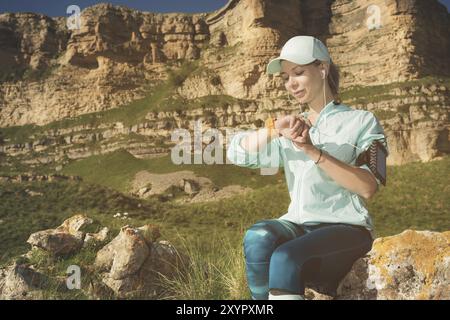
302, 100, 337, 128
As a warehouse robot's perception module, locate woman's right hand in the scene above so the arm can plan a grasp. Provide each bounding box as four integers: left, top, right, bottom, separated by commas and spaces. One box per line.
275, 115, 311, 141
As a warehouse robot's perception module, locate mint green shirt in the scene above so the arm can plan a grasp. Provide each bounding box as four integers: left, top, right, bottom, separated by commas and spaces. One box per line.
226, 101, 389, 236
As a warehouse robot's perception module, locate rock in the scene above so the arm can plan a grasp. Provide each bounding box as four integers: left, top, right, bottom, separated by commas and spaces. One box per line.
137, 186, 151, 197
94, 225, 184, 298
27, 231, 83, 257
305, 230, 450, 300
132, 170, 209, 197
26, 214, 93, 256
143, 240, 184, 278
182, 179, 199, 195
0, 263, 46, 300
57, 214, 93, 240
83, 227, 109, 247
95, 226, 150, 280
137, 224, 161, 246
0, 1, 448, 167
25, 189, 43, 197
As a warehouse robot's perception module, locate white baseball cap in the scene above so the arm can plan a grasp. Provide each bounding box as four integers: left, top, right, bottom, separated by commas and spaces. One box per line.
266, 36, 331, 74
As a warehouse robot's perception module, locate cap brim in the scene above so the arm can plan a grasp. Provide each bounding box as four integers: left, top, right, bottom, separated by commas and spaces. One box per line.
266, 56, 317, 74
266, 58, 283, 74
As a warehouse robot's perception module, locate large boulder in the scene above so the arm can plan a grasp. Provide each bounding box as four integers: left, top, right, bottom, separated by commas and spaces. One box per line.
337, 230, 449, 300
306, 230, 450, 300
95, 226, 150, 280
94, 224, 185, 298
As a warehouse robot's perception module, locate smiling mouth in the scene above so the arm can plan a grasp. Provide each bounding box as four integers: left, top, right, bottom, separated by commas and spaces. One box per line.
293, 90, 306, 97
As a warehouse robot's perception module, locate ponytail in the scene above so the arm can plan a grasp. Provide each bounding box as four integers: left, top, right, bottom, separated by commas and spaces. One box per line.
313, 59, 341, 104
328, 60, 341, 104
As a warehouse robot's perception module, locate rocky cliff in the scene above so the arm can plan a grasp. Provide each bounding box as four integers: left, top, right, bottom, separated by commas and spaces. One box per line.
0, 0, 449, 168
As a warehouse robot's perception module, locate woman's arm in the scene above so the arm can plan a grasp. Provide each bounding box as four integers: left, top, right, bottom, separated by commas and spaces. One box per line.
300, 144, 378, 200
239, 115, 305, 152
240, 128, 276, 153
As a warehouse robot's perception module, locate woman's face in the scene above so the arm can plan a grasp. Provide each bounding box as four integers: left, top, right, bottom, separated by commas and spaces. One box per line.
280, 60, 324, 104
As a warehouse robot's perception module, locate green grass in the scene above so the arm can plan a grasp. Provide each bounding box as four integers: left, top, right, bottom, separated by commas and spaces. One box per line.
0, 180, 164, 265
158, 234, 250, 300
61, 148, 284, 193
372, 109, 399, 120
368, 156, 450, 237
341, 75, 450, 103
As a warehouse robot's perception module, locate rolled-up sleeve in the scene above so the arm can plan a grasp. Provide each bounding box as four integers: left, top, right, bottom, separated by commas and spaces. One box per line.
356, 112, 389, 185
226, 131, 284, 169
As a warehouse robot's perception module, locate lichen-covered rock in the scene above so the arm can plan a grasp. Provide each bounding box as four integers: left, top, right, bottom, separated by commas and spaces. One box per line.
335, 230, 450, 300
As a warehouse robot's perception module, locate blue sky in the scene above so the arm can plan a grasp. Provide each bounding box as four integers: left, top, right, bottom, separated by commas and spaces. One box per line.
0, 1, 229, 16
0, 0, 448, 17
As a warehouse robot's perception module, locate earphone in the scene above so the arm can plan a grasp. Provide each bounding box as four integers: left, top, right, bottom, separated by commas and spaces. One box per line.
321, 70, 326, 79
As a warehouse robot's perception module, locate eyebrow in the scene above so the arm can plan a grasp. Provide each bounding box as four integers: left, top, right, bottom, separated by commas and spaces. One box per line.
280, 65, 303, 75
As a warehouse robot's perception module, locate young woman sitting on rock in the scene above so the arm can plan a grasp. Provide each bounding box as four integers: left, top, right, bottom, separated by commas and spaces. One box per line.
227, 36, 389, 300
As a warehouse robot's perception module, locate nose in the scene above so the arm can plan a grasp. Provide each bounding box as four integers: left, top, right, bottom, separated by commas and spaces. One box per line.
286, 76, 298, 91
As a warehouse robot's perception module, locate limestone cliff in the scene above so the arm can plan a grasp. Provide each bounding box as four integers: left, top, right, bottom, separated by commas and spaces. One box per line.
0, 0, 449, 166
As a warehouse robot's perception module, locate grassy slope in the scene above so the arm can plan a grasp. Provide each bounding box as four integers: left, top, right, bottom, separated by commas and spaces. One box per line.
2, 155, 449, 263
61, 148, 284, 192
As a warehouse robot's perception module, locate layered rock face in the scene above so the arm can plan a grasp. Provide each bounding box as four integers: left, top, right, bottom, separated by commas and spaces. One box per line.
1, 81, 448, 166
310, 0, 450, 87
0, 4, 210, 126
1, 0, 449, 126
0, 0, 449, 166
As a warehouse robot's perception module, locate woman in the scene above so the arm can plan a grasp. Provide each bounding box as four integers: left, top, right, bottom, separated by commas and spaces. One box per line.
226, 36, 389, 300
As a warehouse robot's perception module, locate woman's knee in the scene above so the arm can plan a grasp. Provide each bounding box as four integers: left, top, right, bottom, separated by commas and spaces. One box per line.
243, 221, 278, 262
269, 244, 300, 272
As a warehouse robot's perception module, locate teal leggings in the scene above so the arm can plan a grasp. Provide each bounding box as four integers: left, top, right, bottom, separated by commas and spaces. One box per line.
243, 219, 373, 300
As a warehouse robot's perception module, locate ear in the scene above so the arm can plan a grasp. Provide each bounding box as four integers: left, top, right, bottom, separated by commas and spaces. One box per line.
320, 63, 330, 79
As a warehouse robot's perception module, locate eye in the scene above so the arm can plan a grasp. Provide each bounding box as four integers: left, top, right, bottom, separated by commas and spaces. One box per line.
280, 74, 289, 82
295, 71, 304, 76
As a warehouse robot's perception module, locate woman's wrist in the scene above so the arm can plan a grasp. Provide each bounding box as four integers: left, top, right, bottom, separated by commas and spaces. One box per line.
265, 117, 281, 139
301, 145, 323, 163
